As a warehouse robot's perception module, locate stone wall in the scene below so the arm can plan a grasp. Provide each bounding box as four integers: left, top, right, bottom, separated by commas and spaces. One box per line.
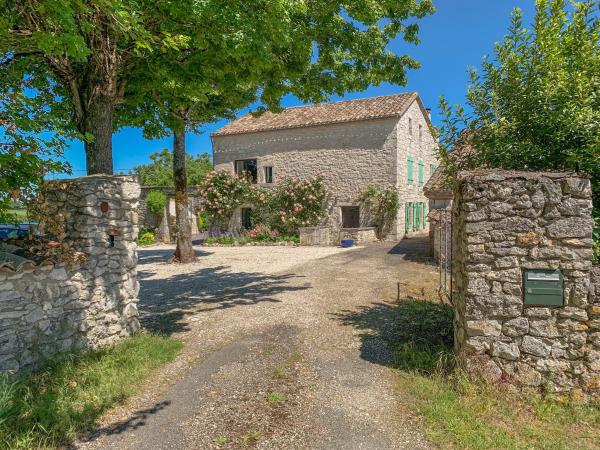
0, 175, 141, 373
299, 226, 331, 246
453, 170, 598, 395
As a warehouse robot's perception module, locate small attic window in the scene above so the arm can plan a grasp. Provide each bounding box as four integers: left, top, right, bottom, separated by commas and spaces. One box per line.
408, 117, 413, 135
419, 124, 423, 142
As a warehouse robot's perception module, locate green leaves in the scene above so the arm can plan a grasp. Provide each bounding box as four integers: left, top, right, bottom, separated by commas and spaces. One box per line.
437, 0, 599, 207
133, 149, 212, 187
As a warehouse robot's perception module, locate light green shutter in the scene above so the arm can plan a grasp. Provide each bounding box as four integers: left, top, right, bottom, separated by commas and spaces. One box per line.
423, 203, 428, 227
407, 156, 413, 185
405, 203, 410, 232
418, 161, 424, 187
413, 203, 418, 231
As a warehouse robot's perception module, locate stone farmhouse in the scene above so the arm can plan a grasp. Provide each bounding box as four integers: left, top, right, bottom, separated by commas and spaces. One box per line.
211, 92, 438, 240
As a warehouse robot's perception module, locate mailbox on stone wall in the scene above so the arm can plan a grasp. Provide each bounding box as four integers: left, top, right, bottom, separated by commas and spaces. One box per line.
523, 269, 564, 307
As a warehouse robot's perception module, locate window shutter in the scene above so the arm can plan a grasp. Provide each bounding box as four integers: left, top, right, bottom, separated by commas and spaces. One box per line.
423, 203, 428, 226
407, 157, 414, 185
418, 161, 424, 187
413, 203, 418, 231
405, 203, 410, 232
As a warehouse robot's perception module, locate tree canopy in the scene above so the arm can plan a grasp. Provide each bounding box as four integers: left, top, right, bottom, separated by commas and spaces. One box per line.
0, 0, 193, 174
1, 0, 435, 174
133, 149, 212, 187
437, 0, 599, 208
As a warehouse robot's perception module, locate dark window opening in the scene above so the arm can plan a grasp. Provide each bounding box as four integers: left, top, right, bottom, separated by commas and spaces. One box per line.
341, 206, 360, 228
264, 166, 273, 184
235, 159, 257, 183
241, 208, 253, 230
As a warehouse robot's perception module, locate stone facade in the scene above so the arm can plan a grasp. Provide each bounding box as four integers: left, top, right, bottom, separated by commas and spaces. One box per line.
212, 96, 437, 240
453, 170, 598, 394
0, 175, 141, 373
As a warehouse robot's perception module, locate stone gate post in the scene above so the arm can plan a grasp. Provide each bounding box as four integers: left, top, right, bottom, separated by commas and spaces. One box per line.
453, 170, 598, 395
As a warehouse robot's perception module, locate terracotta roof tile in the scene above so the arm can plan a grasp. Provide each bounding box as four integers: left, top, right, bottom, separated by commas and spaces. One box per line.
212, 92, 421, 137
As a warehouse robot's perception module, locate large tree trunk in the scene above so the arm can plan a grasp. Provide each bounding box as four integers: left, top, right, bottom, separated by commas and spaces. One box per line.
173, 127, 196, 263
84, 96, 114, 175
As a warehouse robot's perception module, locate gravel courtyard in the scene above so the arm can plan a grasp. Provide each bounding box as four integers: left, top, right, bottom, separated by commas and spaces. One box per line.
79, 237, 439, 449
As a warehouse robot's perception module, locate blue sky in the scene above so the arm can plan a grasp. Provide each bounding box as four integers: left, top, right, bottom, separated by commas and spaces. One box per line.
57, 0, 537, 177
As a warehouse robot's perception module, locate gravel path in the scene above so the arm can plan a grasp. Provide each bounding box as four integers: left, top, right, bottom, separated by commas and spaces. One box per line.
77, 238, 438, 449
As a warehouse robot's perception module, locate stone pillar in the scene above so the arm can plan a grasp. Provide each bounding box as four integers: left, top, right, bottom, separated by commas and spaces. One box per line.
453, 170, 598, 395
43, 175, 141, 346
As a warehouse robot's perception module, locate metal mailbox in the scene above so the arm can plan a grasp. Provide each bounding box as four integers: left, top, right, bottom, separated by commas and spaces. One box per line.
523, 269, 564, 307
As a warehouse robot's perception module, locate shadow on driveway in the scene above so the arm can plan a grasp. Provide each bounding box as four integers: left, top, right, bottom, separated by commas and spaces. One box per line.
137, 248, 213, 265
138, 265, 309, 335
387, 236, 436, 265
332, 299, 454, 370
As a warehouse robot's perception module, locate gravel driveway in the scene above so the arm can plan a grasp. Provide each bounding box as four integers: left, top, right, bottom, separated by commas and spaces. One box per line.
78, 237, 438, 449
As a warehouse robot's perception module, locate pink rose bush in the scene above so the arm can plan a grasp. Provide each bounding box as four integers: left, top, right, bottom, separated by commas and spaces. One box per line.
199, 171, 328, 237
268, 174, 329, 233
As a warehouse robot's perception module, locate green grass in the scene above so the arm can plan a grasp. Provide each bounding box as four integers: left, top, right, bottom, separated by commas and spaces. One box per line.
4, 209, 28, 223
265, 391, 286, 403
0, 333, 182, 449
341, 297, 600, 449
398, 372, 600, 449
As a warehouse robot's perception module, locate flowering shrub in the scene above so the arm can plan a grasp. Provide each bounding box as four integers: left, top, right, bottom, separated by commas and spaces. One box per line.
198, 171, 253, 230
268, 175, 329, 233
248, 225, 280, 241
359, 185, 399, 239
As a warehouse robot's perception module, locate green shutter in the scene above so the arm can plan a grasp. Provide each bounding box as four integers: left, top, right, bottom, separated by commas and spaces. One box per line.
418, 161, 424, 187
407, 156, 413, 185
405, 203, 410, 232
412, 203, 418, 231
423, 203, 428, 227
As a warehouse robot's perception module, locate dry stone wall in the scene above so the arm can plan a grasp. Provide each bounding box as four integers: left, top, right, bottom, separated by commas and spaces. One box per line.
453, 170, 598, 395
0, 175, 141, 373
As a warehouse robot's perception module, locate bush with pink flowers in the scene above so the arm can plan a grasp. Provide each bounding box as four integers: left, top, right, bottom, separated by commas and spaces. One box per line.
198, 171, 253, 230
268, 175, 329, 233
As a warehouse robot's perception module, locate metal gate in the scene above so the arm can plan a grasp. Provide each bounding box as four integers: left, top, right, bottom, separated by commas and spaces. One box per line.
438, 209, 452, 302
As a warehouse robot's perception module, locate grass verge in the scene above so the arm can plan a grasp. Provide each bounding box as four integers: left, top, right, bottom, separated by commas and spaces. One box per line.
0, 333, 182, 449
342, 297, 600, 449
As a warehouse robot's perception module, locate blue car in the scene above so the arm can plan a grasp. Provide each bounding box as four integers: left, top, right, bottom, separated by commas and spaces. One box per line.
0, 223, 37, 239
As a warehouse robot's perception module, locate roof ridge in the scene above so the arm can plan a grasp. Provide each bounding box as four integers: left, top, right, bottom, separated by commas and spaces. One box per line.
281, 91, 417, 110
212, 91, 422, 137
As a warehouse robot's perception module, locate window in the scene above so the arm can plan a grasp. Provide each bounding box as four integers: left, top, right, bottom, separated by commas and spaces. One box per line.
418, 160, 424, 187
235, 159, 257, 183
241, 208, 252, 229
418, 124, 423, 143
341, 206, 360, 228
405, 203, 411, 233
264, 166, 273, 183
407, 156, 414, 185
408, 117, 413, 135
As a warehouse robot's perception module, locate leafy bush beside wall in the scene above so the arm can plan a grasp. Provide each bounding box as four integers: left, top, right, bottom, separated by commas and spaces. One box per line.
146, 191, 167, 215
360, 185, 400, 239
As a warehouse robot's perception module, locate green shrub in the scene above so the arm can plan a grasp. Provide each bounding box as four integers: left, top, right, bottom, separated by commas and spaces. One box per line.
137, 230, 156, 246
145, 190, 167, 215
360, 185, 400, 239
0, 334, 181, 449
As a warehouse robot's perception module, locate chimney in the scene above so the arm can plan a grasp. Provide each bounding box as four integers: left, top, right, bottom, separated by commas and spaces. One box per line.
425, 108, 432, 120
